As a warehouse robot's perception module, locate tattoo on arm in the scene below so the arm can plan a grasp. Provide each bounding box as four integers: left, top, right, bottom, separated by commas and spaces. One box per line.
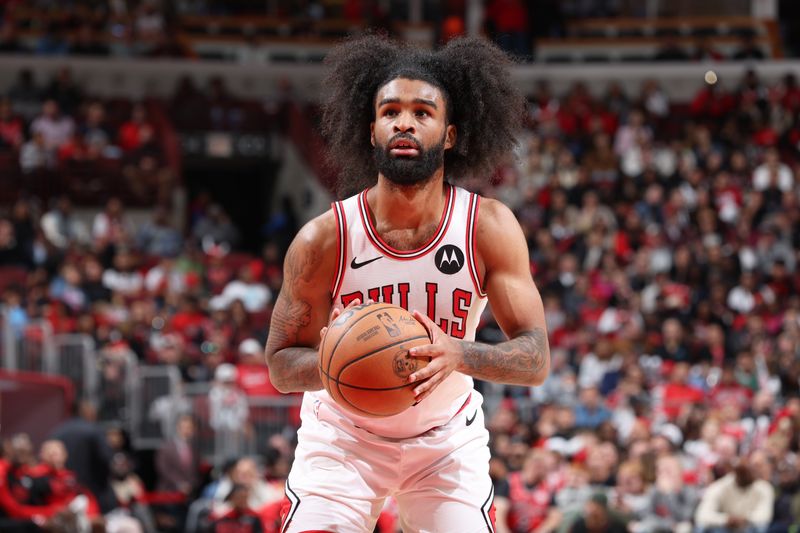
459, 328, 549, 385
265, 243, 325, 392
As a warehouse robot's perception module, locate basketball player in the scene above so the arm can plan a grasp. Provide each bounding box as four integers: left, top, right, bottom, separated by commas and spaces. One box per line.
265, 35, 550, 532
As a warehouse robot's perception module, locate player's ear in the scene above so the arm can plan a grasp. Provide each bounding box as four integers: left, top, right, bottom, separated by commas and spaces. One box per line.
370, 122, 376, 147
444, 124, 456, 150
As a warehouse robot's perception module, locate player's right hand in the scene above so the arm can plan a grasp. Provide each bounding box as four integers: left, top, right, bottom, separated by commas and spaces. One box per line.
318, 298, 374, 342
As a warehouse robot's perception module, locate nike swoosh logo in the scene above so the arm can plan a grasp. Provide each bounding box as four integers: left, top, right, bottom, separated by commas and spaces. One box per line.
350, 256, 383, 269
466, 409, 478, 426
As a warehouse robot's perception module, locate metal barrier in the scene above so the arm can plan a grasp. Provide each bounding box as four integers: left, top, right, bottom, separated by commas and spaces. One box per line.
96, 346, 138, 426
130, 364, 184, 450
0, 306, 13, 370
14, 320, 56, 374
52, 334, 98, 403
182, 382, 302, 466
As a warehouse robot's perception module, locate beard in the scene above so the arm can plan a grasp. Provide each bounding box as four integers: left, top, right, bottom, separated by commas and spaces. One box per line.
374, 133, 445, 186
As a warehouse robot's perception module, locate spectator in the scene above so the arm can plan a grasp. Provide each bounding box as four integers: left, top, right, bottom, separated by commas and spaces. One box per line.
209, 364, 250, 463
19, 131, 54, 173
0, 97, 23, 150
193, 204, 240, 252
136, 206, 182, 258
752, 147, 794, 193
208, 484, 263, 533
92, 197, 134, 253
235, 338, 278, 397
39, 195, 90, 250
574, 386, 612, 430
8, 69, 43, 122
155, 414, 200, 497
568, 492, 627, 533
49, 402, 116, 513
654, 362, 705, 424
695, 457, 774, 532
122, 123, 175, 204
43, 68, 83, 116
118, 104, 151, 152
29, 99, 74, 152
102, 248, 144, 297
212, 261, 271, 313
507, 448, 559, 532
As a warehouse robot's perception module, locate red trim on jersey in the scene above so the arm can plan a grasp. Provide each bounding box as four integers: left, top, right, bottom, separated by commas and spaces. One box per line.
358, 184, 455, 260
331, 201, 347, 301
466, 193, 487, 298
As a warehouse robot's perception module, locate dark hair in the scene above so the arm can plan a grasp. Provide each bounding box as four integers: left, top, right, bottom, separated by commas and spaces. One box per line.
321, 34, 525, 197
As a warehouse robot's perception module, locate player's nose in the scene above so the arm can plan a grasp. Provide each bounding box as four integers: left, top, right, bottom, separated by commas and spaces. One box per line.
393, 111, 415, 134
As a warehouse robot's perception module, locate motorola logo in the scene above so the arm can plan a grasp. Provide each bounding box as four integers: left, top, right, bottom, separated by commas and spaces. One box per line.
434, 245, 464, 275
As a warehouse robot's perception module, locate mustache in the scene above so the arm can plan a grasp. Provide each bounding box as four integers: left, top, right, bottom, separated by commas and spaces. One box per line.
387, 133, 421, 151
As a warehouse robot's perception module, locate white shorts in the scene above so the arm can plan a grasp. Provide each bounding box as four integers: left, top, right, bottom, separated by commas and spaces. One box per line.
280, 391, 496, 533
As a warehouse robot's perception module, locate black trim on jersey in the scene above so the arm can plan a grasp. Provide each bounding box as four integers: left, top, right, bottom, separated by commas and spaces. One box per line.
481, 483, 495, 532
281, 479, 300, 533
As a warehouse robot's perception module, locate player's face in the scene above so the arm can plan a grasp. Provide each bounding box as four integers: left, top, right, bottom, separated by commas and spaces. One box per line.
371, 78, 456, 185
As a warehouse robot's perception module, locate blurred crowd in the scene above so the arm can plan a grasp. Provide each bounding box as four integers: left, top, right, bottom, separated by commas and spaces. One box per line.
2, 56, 800, 532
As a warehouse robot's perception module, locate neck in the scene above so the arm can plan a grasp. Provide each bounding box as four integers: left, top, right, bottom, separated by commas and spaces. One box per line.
368, 171, 446, 229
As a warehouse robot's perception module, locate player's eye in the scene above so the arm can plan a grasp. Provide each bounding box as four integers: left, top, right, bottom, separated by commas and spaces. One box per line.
415, 110, 429, 117
383, 109, 398, 117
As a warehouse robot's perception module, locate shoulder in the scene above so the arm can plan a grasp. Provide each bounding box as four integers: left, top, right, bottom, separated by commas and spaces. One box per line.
474, 197, 519, 236
474, 196, 527, 267
289, 208, 338, 255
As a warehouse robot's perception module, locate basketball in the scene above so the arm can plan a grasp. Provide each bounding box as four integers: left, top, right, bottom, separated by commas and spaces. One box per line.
319, 302, 431, 417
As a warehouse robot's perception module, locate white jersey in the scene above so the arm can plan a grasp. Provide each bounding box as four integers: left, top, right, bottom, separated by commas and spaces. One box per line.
307, 184, 488, 439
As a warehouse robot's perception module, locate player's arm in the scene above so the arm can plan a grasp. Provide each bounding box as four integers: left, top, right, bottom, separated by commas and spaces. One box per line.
410, 198, 549, 397
264, 211, 338, 393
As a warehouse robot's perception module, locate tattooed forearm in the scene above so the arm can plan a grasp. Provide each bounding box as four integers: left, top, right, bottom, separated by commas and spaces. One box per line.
458, 328, 550, 386
264, 240, 325, 393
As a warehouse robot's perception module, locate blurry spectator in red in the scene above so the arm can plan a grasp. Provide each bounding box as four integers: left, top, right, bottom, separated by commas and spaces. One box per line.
43, 67, 82, 116
122, 123, 175, 204
235, 338, 278, 397
93, 197, 134, 253
170, 294, 206, 341
654, 362, 705, 423
209, 484, 264, 533
118, 103, 151, 152
56, 130, 89, 164
0, 97, 22, 150
710, 363, 753, 412
156, 414, 199, 497
50, 401, 116, 513
507, 448, 559, 532
32, 440, 103, 531
691, 81, 734, 120
39, 195, 89, 250
486, 0, 530, 59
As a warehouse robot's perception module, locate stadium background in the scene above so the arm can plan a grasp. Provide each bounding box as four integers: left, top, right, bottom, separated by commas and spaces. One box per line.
0, 1, 799, 532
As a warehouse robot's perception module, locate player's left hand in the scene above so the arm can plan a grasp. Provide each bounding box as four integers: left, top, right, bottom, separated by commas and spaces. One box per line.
407, 310, 465, 402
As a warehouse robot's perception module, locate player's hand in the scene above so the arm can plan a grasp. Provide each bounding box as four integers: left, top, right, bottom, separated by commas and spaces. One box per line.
318, 298, 374, 341
407, 310, 465, 402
